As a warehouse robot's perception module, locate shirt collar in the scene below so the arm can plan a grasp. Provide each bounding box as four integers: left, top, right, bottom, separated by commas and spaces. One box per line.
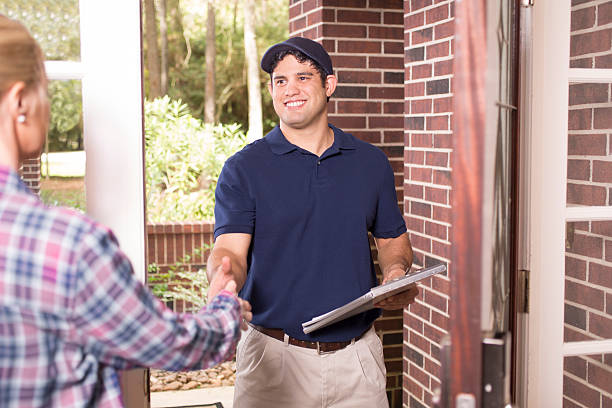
0, 165, 30, 195
265, 124, 356, 156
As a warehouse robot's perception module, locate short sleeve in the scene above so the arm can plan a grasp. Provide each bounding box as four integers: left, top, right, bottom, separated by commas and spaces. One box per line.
371, 157, 407, 238
214, 156, 255, 239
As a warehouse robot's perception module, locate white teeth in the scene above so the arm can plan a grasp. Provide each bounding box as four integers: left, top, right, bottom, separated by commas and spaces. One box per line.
286, 101, 304, 107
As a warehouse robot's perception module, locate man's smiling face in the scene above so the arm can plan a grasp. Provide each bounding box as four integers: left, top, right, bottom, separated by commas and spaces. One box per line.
269, 54, 335, 131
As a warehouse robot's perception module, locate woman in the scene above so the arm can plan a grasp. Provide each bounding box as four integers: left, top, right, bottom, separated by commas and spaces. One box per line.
0, 15, 251, 408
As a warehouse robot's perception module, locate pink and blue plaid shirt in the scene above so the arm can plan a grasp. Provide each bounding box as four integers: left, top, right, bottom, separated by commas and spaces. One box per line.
0, 166, 241, 407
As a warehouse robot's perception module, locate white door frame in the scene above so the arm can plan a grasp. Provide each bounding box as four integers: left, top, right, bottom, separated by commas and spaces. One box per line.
79, 0, 146, 283
524, 0, 570, 404
521, 0, 612, 406
80, 1, 148, 406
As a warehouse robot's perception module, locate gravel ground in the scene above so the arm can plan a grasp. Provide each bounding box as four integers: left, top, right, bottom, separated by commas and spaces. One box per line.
150, 362, 236, 392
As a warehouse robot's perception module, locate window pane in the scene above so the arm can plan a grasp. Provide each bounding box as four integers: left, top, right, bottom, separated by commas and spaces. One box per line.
563, 354, 612, 407
40, 79, 85, 211
567, 82, 612, 207
0, 0, 81, 61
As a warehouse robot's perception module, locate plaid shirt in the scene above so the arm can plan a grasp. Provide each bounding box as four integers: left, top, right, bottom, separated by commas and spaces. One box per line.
0, 166, 241, 408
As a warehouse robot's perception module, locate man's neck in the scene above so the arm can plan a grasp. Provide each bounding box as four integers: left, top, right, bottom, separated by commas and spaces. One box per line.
280, 120, 333, 157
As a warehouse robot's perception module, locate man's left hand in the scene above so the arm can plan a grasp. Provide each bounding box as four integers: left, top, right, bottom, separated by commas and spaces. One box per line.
374, 268, 419, 310
374, 283, 419, 310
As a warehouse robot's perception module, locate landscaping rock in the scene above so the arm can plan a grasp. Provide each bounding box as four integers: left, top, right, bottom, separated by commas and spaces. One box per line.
150, 361, 236, 392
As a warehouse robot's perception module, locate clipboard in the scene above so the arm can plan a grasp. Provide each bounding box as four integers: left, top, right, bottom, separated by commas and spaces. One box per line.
302, 263, 446, 334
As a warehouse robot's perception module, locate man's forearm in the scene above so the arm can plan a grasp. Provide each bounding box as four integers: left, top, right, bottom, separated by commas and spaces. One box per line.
207, 246, 247, 290
375, 233, 414, 282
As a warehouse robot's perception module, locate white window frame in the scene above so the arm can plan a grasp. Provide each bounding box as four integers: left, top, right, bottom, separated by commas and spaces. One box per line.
521, 0, 612, 406
47, 1, 147, 406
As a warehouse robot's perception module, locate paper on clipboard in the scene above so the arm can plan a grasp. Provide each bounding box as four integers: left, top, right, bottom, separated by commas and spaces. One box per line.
302, 263, 446, 334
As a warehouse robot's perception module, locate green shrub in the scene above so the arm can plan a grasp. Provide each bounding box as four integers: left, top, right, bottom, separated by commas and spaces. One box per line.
148, 248, 209, 312
144, 96, 246, 222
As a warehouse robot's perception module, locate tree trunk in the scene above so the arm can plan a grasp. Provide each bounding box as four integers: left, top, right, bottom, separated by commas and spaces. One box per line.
144, 0, 161, 98
243, 0, 263, 140
166, 0, 188, 67
158, 0, 168, 95
204, 0, 216, 124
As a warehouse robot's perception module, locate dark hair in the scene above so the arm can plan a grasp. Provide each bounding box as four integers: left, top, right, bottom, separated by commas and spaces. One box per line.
268, 49, 328, 87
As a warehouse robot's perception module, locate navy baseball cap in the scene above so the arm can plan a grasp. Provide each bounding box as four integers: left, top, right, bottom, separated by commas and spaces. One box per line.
260, 37, 333, 76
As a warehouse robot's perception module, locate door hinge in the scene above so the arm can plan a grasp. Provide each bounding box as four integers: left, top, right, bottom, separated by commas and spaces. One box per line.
518, 269, 530, 313
520, 0, 534, 6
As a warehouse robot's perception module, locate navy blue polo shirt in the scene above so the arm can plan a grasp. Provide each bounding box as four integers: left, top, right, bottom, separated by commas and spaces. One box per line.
214, 124, 406, 342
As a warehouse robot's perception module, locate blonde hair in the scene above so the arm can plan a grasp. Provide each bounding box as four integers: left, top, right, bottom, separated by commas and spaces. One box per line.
0, 15, 45, 96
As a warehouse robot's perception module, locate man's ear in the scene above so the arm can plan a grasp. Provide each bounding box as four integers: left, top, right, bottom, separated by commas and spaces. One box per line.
267, 81, 273, 96
325, 74, 337, 98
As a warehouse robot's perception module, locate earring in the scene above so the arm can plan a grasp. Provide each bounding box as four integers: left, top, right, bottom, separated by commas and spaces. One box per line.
17, 114, 26, 123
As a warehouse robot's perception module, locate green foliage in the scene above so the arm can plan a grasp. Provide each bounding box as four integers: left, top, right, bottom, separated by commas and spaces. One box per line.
148, 248, 210, 312
162, 0, 288, 133
5, 0, 289, 154
144, 96, 246, 222
48, 80, 83, 151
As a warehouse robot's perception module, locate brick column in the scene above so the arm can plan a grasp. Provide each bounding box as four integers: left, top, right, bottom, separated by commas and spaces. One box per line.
403, 0, 454, 406
289, 1, 406, 406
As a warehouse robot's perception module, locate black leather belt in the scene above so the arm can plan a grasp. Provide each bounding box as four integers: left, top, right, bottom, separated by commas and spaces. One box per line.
249, 323, 367, 353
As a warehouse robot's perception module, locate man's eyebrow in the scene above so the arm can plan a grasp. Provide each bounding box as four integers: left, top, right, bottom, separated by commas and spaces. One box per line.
296, 72, 314, 76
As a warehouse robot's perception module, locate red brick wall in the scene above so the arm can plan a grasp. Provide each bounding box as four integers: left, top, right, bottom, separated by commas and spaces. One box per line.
565, 1, 612, 406
18, 158, 41, 194
403, 0, 454, 407
289, 1, 408, 406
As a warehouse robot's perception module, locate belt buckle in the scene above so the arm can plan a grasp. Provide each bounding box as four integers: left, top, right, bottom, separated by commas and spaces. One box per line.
316, 341, 336, 355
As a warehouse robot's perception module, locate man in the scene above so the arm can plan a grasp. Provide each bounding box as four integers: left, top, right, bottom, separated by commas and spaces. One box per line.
207, 37, 417, 407
0, 15, 251, 408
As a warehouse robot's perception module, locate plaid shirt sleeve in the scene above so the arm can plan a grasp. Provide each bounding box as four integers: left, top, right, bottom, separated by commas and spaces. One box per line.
68, 224, 241, 372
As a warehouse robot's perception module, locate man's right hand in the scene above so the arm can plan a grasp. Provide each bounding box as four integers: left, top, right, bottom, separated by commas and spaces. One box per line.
207, 256, 236, 303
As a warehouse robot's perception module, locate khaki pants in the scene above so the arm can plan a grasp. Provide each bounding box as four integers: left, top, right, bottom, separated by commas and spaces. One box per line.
233, 325, 389, 408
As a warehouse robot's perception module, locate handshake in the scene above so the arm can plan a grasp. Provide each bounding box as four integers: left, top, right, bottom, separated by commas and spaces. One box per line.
208, 255, 252, 330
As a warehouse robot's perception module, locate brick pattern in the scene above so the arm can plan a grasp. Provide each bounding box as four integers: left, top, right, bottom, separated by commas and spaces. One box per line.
403, 0, 454, 406
18, 158, 41, 194
570, 0, 612, 68
564, 2, 612, 406
289, 1, 408, 405
567, 82, 612, 206
146, 222, 214, 312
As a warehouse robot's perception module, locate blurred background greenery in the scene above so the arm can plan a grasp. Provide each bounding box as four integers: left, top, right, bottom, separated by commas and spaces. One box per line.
2, 0, 288, 221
